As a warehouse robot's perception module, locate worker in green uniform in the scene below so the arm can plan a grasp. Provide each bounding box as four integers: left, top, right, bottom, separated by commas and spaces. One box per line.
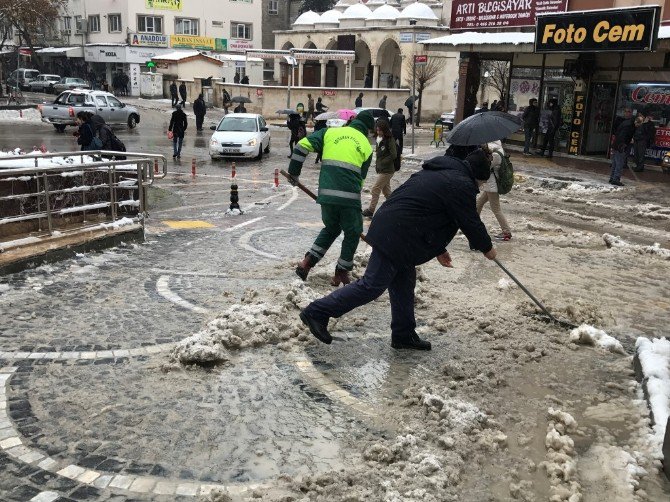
289, 111, 375, 287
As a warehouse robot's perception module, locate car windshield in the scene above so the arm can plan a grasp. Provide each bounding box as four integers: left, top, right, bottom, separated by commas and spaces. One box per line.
217, 117, 257, 132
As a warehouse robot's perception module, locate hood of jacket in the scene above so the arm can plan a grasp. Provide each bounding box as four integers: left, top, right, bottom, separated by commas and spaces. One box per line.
422, 154, 476, 182
347, 117, 371, 137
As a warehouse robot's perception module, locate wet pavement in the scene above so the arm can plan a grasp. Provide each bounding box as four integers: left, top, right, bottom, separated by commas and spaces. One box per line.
1, 96, 669, 501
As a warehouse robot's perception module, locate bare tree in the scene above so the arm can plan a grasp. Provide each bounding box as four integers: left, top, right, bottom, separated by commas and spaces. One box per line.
480, 60, 510, 103
404, 54, 447, 125
0, 0, 67, 71
299, 0, 335, 13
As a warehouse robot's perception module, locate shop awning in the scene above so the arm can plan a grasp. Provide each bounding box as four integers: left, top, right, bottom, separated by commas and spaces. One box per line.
36, 46, 84, 58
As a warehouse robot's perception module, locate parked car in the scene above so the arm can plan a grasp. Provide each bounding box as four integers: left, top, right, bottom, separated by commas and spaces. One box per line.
209, 113, 271, 160
440, 110, 455, 130
29, 74, 61, 93
40, 90, 140, 131
7, 68, 40, 91
52, 77, 90, 94
662, 151, 670, 174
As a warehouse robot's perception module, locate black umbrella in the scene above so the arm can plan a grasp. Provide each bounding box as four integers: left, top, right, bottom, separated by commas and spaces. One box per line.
231, 96, 252, 103
445, 111, 522, 146
276, 108, 296, 115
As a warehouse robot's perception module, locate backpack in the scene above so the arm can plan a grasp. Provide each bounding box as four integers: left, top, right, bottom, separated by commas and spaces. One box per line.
101, 125, 127, 159
492, 150, 514, 195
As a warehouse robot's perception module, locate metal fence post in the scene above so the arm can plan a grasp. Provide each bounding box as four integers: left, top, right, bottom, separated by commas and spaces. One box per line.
42, 172, 53, 235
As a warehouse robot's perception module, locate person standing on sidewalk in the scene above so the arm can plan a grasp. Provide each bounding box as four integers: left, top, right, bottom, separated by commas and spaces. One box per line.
522, 98, 539, 156
178, 82, 187, 107
632, 111, 655, 172
306, 93, 315, 123
193, 93, 207, 131
222, 88, 231, 115
537, 99, 561, 159
477, 141, 512, 241
390, 108, 406, 172
316, 97, 328, 114
170, 81, 178, 108
363, 121, 397, 218
378, 95, 387, 110
290, 112, 375, 287
355, 93, 364, 108
168, 104, 188, 159
609, 107, 635, 186
298, 149, 496, 351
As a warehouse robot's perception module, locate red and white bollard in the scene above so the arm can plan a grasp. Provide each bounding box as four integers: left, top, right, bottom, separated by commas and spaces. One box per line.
231, 161, 236, 179
19, 109, 23, 118
40, 144, 47, 153
154, 159, 159, 174
274, 168, 279, 188
191, 158, 196, 177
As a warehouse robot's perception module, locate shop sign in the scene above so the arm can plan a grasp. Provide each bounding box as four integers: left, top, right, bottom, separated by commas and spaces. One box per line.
451, 0, 567, 31
415, 33, 432, 42
130, 64, 141, 96
323, 90, 336, 97
256, 89, 263, 97
85, 47, 124, 63
215, 39, 228, 52
399, 33, 414, 43
631, 85, 670, 106
171, 35, 217, 50
568, 91, 586, 155
146, 0, 182, 10
129, 33, 169, 48
535, 6, 661, 53
654, 128, 670, 149
414, 55, 428, 66
228, 39, 254, 53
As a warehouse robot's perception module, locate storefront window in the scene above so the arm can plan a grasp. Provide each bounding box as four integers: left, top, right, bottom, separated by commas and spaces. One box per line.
509, 67, 541, 114
617, 83, 670, 160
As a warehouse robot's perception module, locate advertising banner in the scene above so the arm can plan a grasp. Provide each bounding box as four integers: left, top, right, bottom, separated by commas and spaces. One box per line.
171, 35, 216, 50
451, 0, 567, 31
146, 0, 182, 10
129, 33, 169, 48
568, 91, 586, 155
228, 39, 254, 53
535, 6, 661, 53
622, 82, 670, 159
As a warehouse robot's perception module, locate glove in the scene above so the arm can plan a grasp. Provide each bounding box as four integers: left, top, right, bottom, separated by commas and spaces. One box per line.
288, 175, 300, 187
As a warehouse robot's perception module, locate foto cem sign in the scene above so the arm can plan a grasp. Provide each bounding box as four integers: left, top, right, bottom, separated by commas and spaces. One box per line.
535, 6, 661, 53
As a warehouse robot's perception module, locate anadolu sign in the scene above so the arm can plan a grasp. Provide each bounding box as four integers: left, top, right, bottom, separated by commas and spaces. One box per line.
535, 6, 661, 53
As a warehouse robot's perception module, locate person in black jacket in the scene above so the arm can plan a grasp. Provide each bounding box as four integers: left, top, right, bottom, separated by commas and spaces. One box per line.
632, 111, 655, 172
390, 108, 406, 171
609, 107, 635, 185
537, 99, 561, 159
299, 148, 496, 351
193, 93, 207, 131
170, 81, 178, 107
178, 82, 187, 107
522, 98, 539, 155
168, 104, 188, 159
355, 92, 363, 108
74, 111, 95, 150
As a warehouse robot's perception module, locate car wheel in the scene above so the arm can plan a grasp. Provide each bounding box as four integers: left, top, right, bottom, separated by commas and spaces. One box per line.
255, 145, 263, 160
127, 114, 138, 129
264, 140, 270, 154
54, 125, 66, 133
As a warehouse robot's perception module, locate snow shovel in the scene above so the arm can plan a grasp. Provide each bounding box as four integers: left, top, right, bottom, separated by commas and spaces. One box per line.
280, 170, 369, 244
494, 258, 577, 330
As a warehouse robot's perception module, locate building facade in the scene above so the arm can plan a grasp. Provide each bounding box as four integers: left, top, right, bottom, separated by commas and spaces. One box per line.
261, 0, 301, 82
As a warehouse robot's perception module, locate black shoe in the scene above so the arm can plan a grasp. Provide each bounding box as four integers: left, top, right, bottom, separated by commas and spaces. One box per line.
300, 311, 332, 345
391, 332, 431, 351
609, 179, 624, 186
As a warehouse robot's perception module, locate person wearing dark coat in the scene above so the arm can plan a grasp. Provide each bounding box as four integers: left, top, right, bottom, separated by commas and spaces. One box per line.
299, 149, 496, 351
178, 82, 187, 107
170, 81, 178, 107
378, 95, 387, 110
632, 112, 656, 172
522, 98, 539, 155
241, 75, 249, 85
537, 99, 562, 159
193, 93, 207, 131
315, 97, 328, 114
609, 107, 635, 186
234, 73, 240, 84
390, 108, 406, 171
74, 111, 95, 150
355, 92, 363, 108
313, 119, 327, 164
168, 104, 188, 159
222, 88, 231, 115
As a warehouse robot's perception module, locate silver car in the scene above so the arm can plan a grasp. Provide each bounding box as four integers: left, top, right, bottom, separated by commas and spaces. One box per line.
29, 74, 61, 93
52, 77, 90, 94
41, 90, 140, 131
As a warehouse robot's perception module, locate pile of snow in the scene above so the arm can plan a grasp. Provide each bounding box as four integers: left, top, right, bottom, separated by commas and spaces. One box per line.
0, 149, 136, 171
603, 234, 670, 260
225, 208, 243, 216
496, 277, 517, 291
569, 324, 626, 355
0, 108, 42, 123
635, 337, 670, 452
540, 408, 581, 502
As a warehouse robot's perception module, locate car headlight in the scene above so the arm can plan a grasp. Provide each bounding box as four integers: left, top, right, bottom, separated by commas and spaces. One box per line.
663, 156, 670, 164
246, 138, 257, 147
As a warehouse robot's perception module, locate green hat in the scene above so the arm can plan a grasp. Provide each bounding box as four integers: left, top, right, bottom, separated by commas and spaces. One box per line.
355, 111, 375, 131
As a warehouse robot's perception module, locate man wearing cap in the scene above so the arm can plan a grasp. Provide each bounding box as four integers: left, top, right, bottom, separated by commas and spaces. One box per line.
299, 147, 497, 351
290, 111, 375, 287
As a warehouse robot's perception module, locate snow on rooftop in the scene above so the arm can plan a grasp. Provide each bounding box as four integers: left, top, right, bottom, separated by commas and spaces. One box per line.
319, 9, 343, 23
398, 2, 438, 20
294, 10, 321, 25
368, 4, 401, 20
152, 50, 201, 61
422, 31, 535, 46
341, 3, 373, 19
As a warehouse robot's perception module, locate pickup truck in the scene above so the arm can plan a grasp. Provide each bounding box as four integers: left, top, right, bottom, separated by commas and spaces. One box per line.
40, 90, 141, 132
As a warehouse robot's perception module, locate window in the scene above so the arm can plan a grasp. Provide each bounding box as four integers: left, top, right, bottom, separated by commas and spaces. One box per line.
175, 18, 199, 36
95, 96, 108, 106
108, 14, 122, 33
60, 16, 71, 33
231, 22, 252, 40
88, 15, 100, 33
138, 15, 162, 34
74, 15, 83, 32
268, 0, 278, 15
107, 96, 122, 108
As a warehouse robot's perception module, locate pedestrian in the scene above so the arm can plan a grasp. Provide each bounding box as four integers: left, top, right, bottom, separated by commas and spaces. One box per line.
390, 108, 406, 172
313, 119, 327, 164
241, 75, 249, 85
90, 114, 126, 159
632, 111, 655, 172
305, 93, 314, 123
122, 73, 130, 96
378, 94, 387, 110
291, 112, 375, 286
537, 99, 562, 159
608, 107, 635, 186
234, 102, 247, 113
363, 120, 397, 218
222, 88, 231, 115
170, 81, 178, 107
490, 100, 498, 111
315, 97, 328, 114
405, 95, 415, 124
479, 101, 490, 113
287, 112, 302, 155
193, 93, 207, 131
355, 92, 363, 108
522, 98, 539, 156
387, 74, 394, 88
74, 111, 96, 151
364, 73, 372, 88
298, 147, 496, 350
477, 141, 512, 241
234, 73, 240, 84
394, 75, 400, 88
178, 81, 187, 107
168, 103, 188, 160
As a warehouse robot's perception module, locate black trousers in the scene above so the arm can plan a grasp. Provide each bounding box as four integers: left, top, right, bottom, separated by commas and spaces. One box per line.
195, 114, 204, 131
393, 134, 403, 171
633, 140, 647, 171
540, 128, 558, 157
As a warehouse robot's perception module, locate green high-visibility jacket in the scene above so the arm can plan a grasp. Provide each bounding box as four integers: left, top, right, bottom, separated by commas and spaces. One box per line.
288, 125, 373, 208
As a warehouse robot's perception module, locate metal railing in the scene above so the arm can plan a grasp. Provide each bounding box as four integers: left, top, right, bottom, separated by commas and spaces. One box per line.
0, 151, 167, 236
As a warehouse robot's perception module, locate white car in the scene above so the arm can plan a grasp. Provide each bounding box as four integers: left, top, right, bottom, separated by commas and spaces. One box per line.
209, 113, 271, 160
